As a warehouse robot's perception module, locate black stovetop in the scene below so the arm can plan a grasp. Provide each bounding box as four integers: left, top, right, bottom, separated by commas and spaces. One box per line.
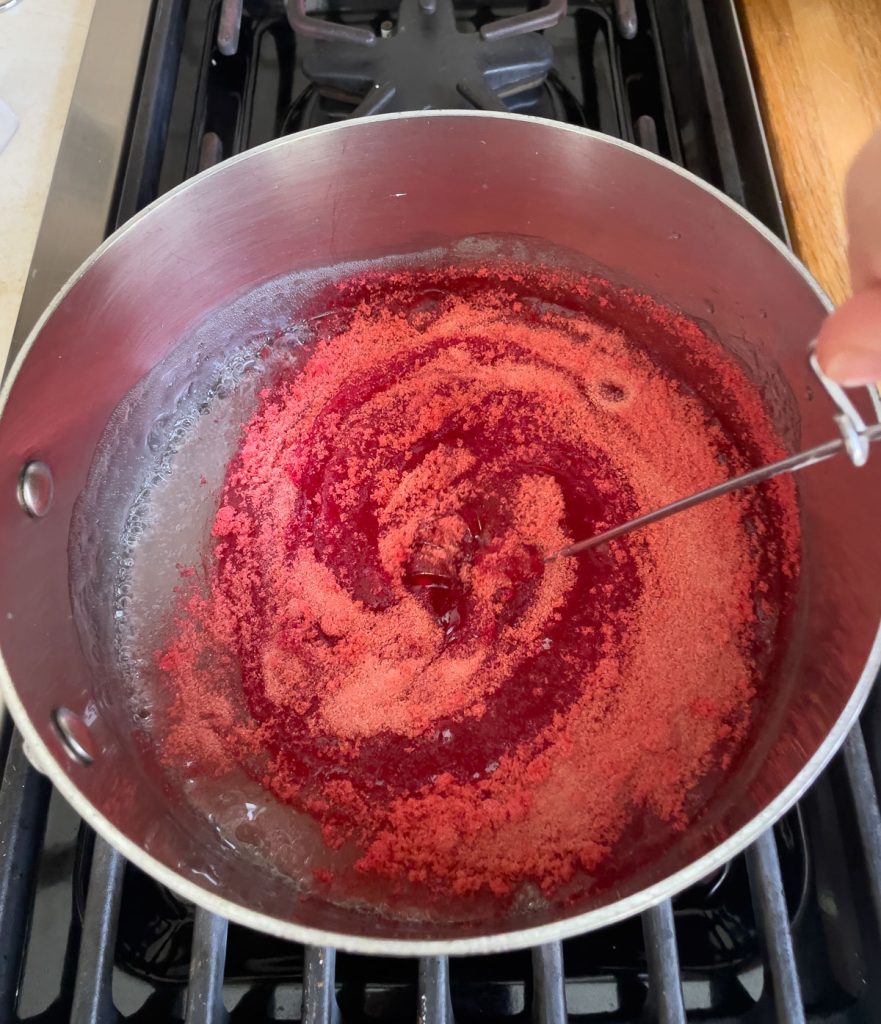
2, 1, 881, 1021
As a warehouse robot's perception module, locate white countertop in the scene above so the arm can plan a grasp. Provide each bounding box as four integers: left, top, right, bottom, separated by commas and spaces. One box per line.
0, 0, 97, 371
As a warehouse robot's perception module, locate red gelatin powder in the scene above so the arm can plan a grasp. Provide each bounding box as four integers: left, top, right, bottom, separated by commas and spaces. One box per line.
156, 260, 800, 906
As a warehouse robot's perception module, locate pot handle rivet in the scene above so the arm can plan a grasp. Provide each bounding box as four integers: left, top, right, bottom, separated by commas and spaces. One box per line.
51, 707, 96, 765
18, 460, 54, 518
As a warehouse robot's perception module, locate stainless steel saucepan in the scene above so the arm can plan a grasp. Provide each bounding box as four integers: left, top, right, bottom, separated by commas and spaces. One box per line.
1, 112, 880, 954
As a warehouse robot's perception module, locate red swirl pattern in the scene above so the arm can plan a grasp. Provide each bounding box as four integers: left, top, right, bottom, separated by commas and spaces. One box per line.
158, 262, 799, 905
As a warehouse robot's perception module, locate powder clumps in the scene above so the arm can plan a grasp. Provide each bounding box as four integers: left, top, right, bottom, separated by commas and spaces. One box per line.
156, 260, 800, 907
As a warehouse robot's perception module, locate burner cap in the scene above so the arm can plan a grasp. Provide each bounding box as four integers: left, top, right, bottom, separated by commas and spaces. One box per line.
290, 0, 563, 115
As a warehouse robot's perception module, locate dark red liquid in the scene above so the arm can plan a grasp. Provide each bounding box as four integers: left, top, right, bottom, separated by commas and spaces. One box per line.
158, 259, 800, 903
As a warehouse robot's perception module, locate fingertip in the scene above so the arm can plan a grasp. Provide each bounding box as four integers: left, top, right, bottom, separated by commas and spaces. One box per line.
816, 285, 881, 387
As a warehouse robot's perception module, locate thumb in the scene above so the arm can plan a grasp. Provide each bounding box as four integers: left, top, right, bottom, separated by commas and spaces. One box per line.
815, 127, 881, 387
817, 285, 881, 386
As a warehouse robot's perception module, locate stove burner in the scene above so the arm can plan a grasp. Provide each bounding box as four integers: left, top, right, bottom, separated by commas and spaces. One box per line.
285, 0, 564, 116
282, 72, 586, 137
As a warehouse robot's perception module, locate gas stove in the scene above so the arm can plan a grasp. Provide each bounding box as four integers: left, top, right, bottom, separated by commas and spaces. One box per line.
3, 1, 881, 1021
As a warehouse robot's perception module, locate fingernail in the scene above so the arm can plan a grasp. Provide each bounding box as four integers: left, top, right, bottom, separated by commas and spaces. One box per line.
822, 350, 881, 388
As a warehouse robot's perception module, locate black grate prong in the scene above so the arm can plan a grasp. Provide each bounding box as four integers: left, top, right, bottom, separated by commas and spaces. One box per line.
303, 946, 339, 1024
746, 829, 805, 1024
641, 901, 686, 1024
419, 956, 454, 1024
613, 0, 637, 39
216, 0, 244, 56
842, 726, 881, 930
286, 0, 376, 46
185, 909, 229, 1024
683, 0, 743, 203
455, 78, 508, 112
71, 837, 125, 1024
352, 82, 397, 118
636, 113, 660, 154
478, 0, 566, 42
531, 942, 567, 1024
198, 131, 224, 172
0, 730, 51, 1022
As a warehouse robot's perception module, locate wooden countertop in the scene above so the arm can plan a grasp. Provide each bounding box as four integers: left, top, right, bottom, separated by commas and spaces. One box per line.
738, 0, 881, 305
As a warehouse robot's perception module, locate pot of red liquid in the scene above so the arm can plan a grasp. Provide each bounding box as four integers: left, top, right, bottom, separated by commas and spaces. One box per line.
1, 112, 880, 954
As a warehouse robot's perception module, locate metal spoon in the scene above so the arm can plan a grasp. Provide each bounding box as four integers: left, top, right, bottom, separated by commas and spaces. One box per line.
547, 422, 881, 562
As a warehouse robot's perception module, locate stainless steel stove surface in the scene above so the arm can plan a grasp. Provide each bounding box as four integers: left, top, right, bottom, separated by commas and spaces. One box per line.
3, 1, 881, 1021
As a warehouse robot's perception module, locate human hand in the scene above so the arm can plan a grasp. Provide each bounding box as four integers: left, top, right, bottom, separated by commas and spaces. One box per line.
816, 127, 881, 387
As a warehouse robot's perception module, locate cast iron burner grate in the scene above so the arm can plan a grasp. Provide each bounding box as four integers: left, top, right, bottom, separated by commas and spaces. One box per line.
287, 0, 562, 117
3, 0, 881, 1021
69, 811, 808, 984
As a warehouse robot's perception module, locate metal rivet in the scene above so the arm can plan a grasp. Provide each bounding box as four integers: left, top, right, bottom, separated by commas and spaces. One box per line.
51, 707, 95, 765
18, 460, 54, 517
